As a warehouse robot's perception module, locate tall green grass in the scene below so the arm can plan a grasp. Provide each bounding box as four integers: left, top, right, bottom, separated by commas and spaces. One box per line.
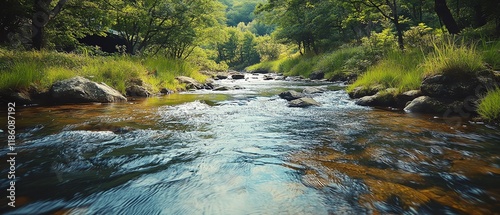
422, 39, 484, 77
347, 50, 425, 94
478, 88, 500, 121
314, 47, 369, 79
480, 40, 500, 70
0, 49, 207, 93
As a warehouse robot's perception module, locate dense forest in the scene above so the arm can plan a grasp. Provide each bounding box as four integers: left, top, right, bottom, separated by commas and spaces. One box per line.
0, 0, 500, 119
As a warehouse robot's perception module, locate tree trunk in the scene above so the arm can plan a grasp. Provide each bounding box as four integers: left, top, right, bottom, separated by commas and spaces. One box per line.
395, 24, 405, 50
435, 0, 460, 34
32, 0, 51, 50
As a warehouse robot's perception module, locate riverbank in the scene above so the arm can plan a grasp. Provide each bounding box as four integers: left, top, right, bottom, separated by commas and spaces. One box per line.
0, 49, 214, 104
247, 39, 500, 122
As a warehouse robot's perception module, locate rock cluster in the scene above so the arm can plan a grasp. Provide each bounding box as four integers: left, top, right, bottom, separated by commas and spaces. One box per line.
278, 87, 326, 107
351, 71, 498, 115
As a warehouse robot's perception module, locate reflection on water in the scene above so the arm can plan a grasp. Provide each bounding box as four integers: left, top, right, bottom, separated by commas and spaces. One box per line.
0, 77, 499, 214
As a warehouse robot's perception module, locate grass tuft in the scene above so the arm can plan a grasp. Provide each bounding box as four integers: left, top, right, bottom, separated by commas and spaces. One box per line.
422, 39, 484, 77
347, 50, 424, 94
478, 88, 500, 121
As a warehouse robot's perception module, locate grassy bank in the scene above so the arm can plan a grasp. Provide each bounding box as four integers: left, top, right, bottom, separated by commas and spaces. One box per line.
246, 46, 377, 79
0, 49, 208, 94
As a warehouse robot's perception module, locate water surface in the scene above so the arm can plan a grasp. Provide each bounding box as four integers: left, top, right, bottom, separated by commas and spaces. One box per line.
1, 76, 499, 214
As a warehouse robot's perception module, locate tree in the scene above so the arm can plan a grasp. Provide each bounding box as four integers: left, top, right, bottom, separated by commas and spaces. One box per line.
257, 0, 343, 55
434, 0, 460, 34
349, 0, 407, 50
0, 0, 30, 44
109, 0, 224, 56
31, 0, 69, 50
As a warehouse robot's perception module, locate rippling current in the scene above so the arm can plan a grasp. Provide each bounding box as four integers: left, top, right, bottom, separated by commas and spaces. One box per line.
1, 76, 499, 214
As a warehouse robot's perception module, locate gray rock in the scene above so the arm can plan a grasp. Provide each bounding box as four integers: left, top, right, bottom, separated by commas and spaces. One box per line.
421, 75, 481, 99
263, 75, 274, 80
176, 76, 203, 90
355, 89, 397, 107
309, 70, 325, 80
50, 76, 126, 103
213, 86, 233, 91
404, 96, 447, 113
303, 87, 326, 94
216, 73, 229, 80
234, 85, 245, 90
279, 90, 305, 101
289, 97, 321, 107
348, 85, 383, 99
126, 85, 152, 97
231, 73, 245, 80
396, 90, 422, 107
274, 76, 285, 80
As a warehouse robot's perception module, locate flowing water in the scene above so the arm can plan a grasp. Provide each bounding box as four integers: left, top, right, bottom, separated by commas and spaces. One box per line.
1, 76, 499, 214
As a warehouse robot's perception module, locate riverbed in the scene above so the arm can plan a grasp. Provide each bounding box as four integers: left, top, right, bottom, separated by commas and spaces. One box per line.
1, 76, 499, 214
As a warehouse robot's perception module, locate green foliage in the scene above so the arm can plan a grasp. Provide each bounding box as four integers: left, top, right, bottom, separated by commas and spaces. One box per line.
314, 47, 372, 79
255, 35, 285, 61
361, 28, 397, 53
479, 40, 500, 70
348, 50, 425, 94
478, 88, 500, 121
422, 39, 485, 77
404, 23, 434, 49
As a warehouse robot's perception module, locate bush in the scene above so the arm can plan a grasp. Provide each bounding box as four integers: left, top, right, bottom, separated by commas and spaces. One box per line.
478, 88, 500, 121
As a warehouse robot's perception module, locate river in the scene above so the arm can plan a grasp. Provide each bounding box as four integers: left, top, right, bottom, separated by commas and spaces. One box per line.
1, 75, 499, 214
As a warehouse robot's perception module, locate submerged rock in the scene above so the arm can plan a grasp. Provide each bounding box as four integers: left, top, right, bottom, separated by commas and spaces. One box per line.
303, 87, 326, 94
50, 76, 126, 104
213, 86, 233, 91
279, 90, 305, 101
289, 97, 321, 107
231, 73, 245, 80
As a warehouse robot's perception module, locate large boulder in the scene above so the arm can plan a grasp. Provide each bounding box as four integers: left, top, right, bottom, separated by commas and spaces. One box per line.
420, 74, 490, 99
309, 70, 325, 80
403, 96, 447, 114
176, 76, 203, 90
279, 90, 305, 101
303, 87, 326, 94
50, 76, 126, 103
289, 97, 321, 107
355, 88, 398, 107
